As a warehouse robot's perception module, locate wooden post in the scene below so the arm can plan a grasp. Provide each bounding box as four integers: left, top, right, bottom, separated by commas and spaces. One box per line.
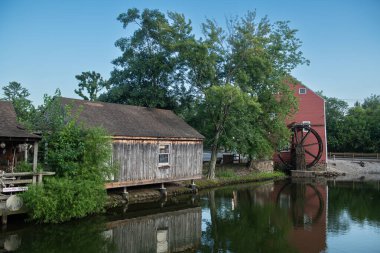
38, 173, 43, 185
32, 141, 38, 184
24, 143, 28, 162
159, 183, 167, 198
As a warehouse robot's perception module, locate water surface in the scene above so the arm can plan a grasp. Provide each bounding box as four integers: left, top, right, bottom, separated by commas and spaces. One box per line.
1, 179, 380, 253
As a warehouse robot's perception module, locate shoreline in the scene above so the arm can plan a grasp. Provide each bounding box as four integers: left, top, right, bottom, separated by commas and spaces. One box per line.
106, 171, 286, 207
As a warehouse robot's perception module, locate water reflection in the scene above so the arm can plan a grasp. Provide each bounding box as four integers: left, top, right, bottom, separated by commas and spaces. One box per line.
0, 197, 201, 253
199, 181, 327, 253
1, 180, 380, 253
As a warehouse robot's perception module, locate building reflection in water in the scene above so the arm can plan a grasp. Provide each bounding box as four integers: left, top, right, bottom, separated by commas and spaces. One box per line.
105, 206, 202, 253
0, 200, 202, 253
273, 181, 327, 253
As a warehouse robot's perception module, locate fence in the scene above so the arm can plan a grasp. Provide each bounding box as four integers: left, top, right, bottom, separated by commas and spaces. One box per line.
329, 152, 380, 161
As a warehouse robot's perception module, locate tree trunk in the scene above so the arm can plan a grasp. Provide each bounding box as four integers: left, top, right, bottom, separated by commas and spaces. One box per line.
208, 130, 221, 179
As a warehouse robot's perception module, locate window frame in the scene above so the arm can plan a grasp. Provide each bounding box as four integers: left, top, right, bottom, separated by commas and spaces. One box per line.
299, 88, 307, 95
158, 143, 170, 167
302, 121, 311, 133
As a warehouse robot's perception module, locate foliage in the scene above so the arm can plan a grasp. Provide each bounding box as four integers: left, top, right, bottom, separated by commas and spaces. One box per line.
198, 84, 261, 178
99, 9, 307, 178
101, 8, 196, 110
321, 92, 380, 152
15, 162, 33, 172
75, 71, 109, 101
22, 177, 106, 223
22, 117, 115, 223
1, 81, 35, 127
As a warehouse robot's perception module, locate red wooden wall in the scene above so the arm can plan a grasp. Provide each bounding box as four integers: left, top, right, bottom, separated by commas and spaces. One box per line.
275, 82, 327, 166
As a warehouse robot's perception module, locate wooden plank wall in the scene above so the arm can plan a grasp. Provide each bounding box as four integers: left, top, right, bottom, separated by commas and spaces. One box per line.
107, 207, 202, 253
112, 139, 203, 183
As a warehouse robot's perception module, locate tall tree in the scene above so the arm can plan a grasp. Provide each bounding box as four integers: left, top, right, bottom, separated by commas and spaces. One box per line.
190, 13, 307, 176
199, 85, 260, 178
75, 71, 109, 101
102, 8, 196, 110
1, 81, 35, 127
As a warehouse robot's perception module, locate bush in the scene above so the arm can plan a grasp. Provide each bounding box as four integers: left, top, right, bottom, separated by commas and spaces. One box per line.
22, 177, 106, 223
22, 117, 116, 223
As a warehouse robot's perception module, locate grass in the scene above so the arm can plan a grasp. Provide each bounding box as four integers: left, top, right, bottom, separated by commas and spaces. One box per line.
196, 163, 287, 189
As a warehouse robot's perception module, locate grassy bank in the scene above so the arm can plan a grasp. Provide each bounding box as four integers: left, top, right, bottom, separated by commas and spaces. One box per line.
196, 170, 286, 190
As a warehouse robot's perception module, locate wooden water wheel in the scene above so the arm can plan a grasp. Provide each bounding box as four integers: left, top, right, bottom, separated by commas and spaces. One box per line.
278, 123, 323, 170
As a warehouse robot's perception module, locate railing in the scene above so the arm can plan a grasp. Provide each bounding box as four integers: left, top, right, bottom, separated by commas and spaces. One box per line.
329, 152, 380, 161
0, 171, 55, 196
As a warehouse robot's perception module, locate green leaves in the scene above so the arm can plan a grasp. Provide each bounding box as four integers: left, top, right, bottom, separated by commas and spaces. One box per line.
75, 71, 109, 101
1, 81, 35, 128
322, 93, 380, 152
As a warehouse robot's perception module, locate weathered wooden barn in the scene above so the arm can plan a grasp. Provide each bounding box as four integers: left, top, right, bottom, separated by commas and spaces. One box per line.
60, 98, 204, 189
275, 81, 327, 167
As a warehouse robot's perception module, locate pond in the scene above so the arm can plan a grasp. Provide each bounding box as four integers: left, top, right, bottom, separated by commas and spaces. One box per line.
1, 179, 380, 253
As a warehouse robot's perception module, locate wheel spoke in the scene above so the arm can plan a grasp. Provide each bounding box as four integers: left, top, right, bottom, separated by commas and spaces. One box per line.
301, 130, 311, 144
303, 142, 319, 147
305, 149, 317, 159
294, 129, 299, 144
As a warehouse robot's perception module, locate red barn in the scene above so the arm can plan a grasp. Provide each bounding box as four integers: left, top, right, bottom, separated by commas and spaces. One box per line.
275, 81, 328, 168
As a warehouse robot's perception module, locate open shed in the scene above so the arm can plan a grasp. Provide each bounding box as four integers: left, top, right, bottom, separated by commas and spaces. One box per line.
60, 98, 204, 189
0, 101, 40, 173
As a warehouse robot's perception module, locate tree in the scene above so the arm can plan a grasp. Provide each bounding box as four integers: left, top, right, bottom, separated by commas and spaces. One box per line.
199, 85, 260, 178
1, 81, 35, 127
190, 13, 306, 176
317, 92, 349, 152
75, 71, 109, 101
101, 8, 196, 110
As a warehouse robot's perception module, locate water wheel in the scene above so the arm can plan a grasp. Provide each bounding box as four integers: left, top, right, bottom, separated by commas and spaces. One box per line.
278, 123, 323, 170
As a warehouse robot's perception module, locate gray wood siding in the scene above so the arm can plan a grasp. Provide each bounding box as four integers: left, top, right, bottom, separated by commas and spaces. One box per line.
106, 207, 202, 253
112, 139, 202, 185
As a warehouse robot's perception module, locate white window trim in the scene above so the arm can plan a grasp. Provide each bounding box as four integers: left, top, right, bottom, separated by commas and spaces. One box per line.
299, 88, 307, 94
302, 121, 311, 133
158, 143, 171, 167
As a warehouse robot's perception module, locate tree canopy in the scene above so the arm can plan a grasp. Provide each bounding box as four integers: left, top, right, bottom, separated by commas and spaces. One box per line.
75, 71, 109, 101
321, 93, 380, 153
99, 8, 308, 178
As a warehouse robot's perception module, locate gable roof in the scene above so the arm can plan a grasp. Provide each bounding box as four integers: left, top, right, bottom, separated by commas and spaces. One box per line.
0, 101, 41, 139
59, 97, 204, 139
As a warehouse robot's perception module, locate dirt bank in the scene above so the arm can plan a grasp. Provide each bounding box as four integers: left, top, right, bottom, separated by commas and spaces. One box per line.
327, 159, 380, 181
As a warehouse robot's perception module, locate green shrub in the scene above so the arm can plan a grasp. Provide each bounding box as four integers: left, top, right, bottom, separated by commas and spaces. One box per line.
15, 162, 33, 172
22, 177, 106, 223
22, 117, 116, 223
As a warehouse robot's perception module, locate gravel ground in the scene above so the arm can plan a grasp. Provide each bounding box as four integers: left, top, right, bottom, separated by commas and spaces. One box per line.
327, 159, 380, 181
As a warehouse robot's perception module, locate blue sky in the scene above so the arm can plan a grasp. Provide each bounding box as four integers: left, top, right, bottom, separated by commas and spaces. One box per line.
0, 0, 379, 105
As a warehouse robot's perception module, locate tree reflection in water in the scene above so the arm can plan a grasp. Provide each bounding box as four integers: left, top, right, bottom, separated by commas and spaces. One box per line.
200, 181, 327, 253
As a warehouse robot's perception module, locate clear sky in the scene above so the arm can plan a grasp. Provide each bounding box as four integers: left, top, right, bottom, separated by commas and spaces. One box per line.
0, 0, 379, 105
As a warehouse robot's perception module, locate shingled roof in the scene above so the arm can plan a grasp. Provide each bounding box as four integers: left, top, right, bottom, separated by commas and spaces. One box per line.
0, 101, 41, 139
60, 97, 204, 139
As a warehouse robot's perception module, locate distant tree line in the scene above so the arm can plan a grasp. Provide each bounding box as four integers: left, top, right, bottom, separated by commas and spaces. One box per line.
321, 93, 380, 153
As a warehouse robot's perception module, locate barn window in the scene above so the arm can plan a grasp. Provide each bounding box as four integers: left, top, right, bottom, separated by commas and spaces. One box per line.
299, 88, 307, 94
158, 144, 170, 166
